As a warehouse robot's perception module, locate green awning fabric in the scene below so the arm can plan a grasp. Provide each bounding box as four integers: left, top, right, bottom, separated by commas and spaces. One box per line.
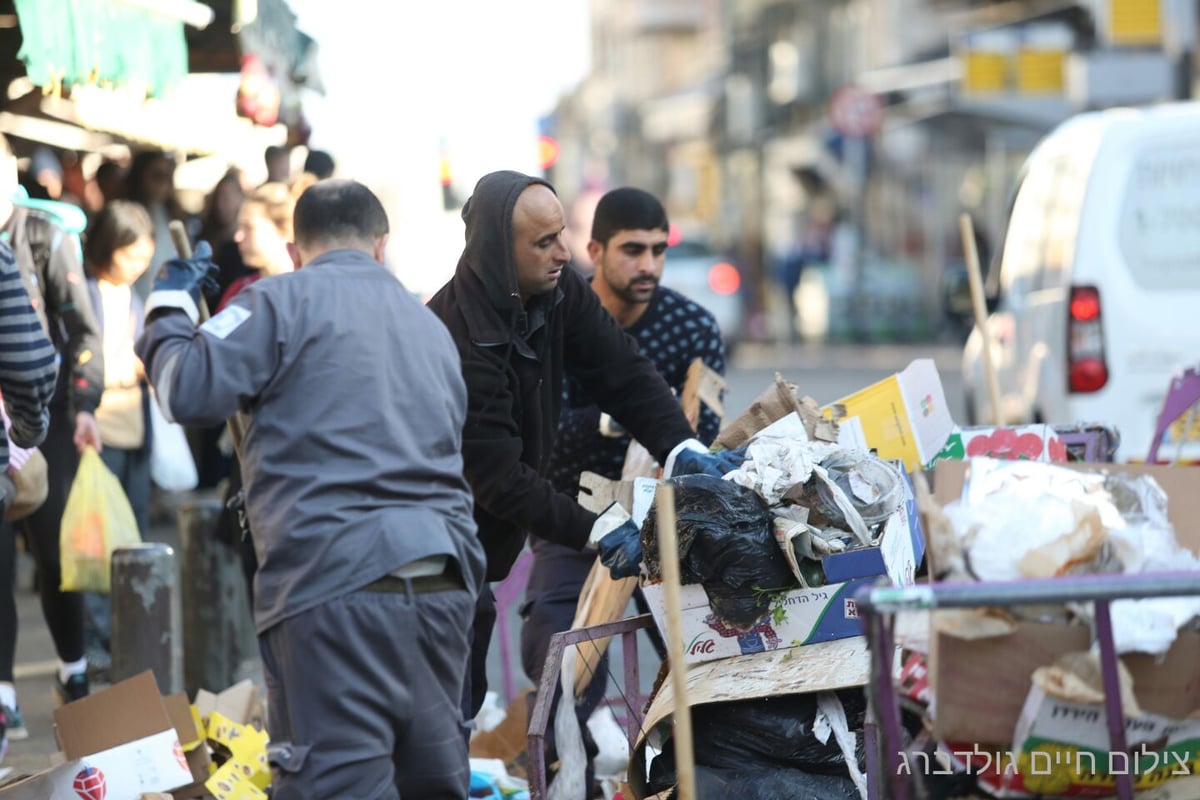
14, 0, 188, 98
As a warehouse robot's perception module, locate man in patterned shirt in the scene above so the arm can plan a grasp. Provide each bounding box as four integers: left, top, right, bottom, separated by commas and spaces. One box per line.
519, 187, 725, 786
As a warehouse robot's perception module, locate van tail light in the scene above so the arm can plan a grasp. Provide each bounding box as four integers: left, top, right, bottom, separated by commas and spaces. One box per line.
1068, 285, 1108, 393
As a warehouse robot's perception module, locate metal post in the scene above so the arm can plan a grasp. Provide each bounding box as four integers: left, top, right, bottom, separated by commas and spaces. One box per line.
110, 543, 182, 693
1163, 0, 1197, 101
1095, 601, 1135, 800
846, 134, 870, 342
178, 496, 258, 697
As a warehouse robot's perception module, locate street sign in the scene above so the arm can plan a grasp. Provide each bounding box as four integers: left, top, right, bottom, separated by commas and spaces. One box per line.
829, 84, 884, 138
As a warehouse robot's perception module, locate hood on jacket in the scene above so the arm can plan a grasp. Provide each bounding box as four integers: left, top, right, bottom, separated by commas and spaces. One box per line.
460, 170, 554, 321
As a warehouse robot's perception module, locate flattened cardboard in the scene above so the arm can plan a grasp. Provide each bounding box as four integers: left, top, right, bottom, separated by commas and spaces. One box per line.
213, 680, 260, 728
163, 692, 212, 795
930, 618, 1091, 744
1124, 631, 1200, 717
163, 693, 204, 752
577, 471, 635, 515
55, 671, 173, 759
628, 636, 876, 799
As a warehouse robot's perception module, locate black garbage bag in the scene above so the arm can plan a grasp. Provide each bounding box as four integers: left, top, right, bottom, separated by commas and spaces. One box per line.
649, 753, 860, 800
691, 689, 867, 775
642, 475, 796, 630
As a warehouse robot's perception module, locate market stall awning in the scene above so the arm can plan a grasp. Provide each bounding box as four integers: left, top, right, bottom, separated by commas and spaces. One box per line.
12, 0, 193, 98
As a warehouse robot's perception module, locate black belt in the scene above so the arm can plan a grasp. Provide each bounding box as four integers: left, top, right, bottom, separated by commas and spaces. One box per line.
363, 567, 463, 595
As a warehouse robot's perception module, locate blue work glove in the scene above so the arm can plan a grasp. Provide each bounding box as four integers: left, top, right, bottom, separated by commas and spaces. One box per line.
597, 519, 642, 579
667, 440, 748, 479
144, 240, 219, 325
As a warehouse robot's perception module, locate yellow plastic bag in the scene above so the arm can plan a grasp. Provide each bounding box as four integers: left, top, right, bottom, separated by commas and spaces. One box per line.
60, 447, 142, 592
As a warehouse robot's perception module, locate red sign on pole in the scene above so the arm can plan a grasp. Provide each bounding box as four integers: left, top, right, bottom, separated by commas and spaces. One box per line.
829, 84, 884, 138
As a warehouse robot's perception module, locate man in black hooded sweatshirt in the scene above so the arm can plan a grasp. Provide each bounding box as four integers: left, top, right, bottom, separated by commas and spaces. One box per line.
427, 171, 731, 722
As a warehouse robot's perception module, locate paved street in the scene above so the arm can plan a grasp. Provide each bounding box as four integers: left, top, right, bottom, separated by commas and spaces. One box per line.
0, 341, 964, 776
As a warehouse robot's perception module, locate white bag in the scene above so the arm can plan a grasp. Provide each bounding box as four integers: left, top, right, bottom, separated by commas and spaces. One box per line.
149, 394, 198, 492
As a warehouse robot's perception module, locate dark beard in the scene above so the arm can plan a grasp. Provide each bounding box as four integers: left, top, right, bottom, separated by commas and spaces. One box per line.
612, 276, 658, 305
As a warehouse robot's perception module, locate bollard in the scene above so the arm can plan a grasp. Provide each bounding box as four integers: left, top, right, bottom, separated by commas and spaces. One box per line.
111, 543, 183, 693
178, 497, 258, 697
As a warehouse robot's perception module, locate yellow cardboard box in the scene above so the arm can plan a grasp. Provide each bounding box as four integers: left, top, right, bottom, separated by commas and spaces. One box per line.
824, 359, 955, 472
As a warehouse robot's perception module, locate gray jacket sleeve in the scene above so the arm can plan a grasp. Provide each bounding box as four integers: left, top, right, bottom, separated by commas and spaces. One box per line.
134, 291, 281, 427
0, 243, 57, 449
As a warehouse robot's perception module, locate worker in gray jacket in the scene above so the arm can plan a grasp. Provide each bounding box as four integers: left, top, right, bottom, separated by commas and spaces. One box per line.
135, 179, 486, 799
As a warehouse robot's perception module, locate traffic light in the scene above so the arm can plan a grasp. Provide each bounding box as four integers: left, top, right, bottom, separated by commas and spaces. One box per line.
536, 135, 560, 170
439, 145, 459, 211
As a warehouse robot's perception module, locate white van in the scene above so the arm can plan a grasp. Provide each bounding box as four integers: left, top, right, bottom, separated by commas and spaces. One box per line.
962, 101, 1200, 462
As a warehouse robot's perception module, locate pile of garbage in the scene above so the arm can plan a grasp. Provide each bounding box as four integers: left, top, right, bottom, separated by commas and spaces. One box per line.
633, 393, 915, 800
929, 458, 1200, 654
641, 413, 908, 633
909, 457, 1200, 798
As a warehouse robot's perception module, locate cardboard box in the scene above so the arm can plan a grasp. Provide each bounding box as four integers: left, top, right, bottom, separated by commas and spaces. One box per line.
941, 743, 1200, 799
642, 463, 926, 665
0, 672, 194, 799
715, 374, 837, 451
823, 359, 955, 473
1006, 682, 1200, 797
926, 460, 1200, 745
641, 576, 875, 664
820, 466, 925, 586
162, 692, 212, 799
927, 424, 1068, 468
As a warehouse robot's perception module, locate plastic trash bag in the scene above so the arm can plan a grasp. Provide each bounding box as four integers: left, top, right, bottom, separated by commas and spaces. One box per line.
60, 447, 142, 592
642, 475, 796, 630
691, 689, 867, 775
149, 393, 199, 491
648, 753, 860, 800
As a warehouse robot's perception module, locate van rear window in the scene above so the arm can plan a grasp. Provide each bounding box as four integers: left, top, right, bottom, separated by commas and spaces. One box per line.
1120, 145, 1200, 290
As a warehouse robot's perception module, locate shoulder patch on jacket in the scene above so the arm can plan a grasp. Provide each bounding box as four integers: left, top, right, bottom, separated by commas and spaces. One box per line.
200, 305, 251, 340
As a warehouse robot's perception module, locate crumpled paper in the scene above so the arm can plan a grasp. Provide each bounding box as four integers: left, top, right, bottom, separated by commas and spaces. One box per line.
948, 458, 1200, 654
725, 413, 838, 504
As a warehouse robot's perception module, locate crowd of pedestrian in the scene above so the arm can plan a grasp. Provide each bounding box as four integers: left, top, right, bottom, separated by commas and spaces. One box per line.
0, 136, 334, 756
1, 130, 731, 798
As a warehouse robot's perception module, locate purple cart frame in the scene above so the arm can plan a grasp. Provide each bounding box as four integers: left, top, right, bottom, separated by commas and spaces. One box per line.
856, 572, 1200, 800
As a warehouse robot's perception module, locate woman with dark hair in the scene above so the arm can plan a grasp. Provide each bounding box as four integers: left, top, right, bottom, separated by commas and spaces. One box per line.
123, 151, 184, 301
197, 168, 251, 305
83, 200, 155, 534
79, 200, 157, 673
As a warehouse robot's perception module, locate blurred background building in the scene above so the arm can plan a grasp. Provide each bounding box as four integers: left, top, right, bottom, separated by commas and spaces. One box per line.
0, 0, 1193, 343
544, 0, 1194, 344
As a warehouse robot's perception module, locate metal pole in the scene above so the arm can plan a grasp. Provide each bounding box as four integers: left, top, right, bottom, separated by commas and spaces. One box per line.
856, 571, 1200, 614
178, 496, 258, 697
110, 543, 182, 693
847, 135, 870, 342
1094, 601, 1134, 800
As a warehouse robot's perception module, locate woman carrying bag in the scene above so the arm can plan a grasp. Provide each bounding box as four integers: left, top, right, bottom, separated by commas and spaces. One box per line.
79, 201, 157, 668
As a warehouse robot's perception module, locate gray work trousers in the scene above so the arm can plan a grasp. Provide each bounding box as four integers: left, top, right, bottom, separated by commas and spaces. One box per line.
260, 582, 474, 800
